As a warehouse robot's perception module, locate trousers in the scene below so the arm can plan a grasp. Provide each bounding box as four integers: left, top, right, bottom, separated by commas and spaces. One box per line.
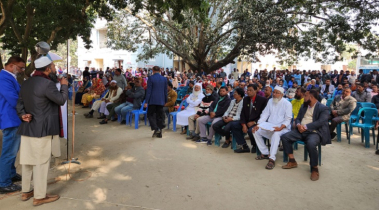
115, 102, 134, 121
148, 105, 165, 131
197, 116, 222, 140
22, 158, 50, 199
187, 114, 200, 134
212, 120, 237, 140
106, 102, 121, 120
281, 130, 321, 167
231, 123, 257, 147
253, 128, 290, 161
100, 102, 112, 115
0, 127, 20, 187
329, 115, 344, 133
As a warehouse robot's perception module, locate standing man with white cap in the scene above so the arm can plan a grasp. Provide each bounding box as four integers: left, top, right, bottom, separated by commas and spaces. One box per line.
252, 86, 292, 170
17, 55, 68, 206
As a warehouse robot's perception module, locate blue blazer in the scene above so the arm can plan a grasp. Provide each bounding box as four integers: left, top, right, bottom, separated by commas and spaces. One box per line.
145, 73, 168, 106
0, 70, 21, 129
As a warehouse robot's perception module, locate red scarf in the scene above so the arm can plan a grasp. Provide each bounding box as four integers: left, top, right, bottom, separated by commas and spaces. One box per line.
33, 71, 64, 137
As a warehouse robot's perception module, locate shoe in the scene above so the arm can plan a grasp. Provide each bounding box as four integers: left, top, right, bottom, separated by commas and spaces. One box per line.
12, 173, 22, 182
376, 150, 379, 155
85, 114, 93, 118
121, 120, 126, 124
181, 129, 187, 135
250, 147, 257, 153
192, 135, 201, 142
152, 130, 158, 137
82, 106, 89, 108
33, 194, 60, 206
156, 130, 162, 138
234, 146, 250, 153
99, 120, 107, 124
310, 168, 319, 181
207, 140, 212, 146
111, 118, 118, 122
21, 190, 34, 201
221, 142, 231, 148
83, 113, 89, 117
186, 134, 195, 140
282, 161, 298, 169
195, 138, 207, 143
330, 132, 337, 140
97, 115, 106, 119
0, 183, 21, 194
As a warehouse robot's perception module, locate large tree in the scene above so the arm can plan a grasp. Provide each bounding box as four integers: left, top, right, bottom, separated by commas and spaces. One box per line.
107, 0, 379, 73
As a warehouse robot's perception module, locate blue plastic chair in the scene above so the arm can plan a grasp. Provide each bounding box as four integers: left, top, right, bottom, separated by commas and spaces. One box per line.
176, 87, 189, 104
360, 102, 376, 108
128, 100, 148, 129
336, 122, 349, 142
326, 98, 333, 107
168, 100, 188, 132
349, 102, 362, 135
213, 129, 237, 150
68, 87, 73, 100
348, 108, 377, 148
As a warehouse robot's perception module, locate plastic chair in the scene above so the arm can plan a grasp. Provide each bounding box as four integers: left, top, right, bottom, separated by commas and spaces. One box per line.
349, 102, 362, 135
336, 122, 349, 142
326, 98, 333, 107
128, 100, 148, 129
348, 108, 377, 148
168, 100, 188, 132
360, 102, 376, 108
176, 86, 189, 104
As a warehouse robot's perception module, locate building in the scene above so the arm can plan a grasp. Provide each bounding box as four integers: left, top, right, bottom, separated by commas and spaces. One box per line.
77, 18, 173, 70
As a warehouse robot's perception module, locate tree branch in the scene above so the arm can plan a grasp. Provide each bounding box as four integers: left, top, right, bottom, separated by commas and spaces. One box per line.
47, 27, 63, 44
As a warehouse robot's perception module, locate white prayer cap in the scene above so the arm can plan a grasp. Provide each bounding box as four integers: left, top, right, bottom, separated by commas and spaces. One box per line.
110, 80, 117, 84
34, 56, 52, 68
311, 79, 316, 82
274, 86, 284, 94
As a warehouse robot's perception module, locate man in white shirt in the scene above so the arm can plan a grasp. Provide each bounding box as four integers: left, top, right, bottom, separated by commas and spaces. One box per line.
348, 71, 357, 84
252, 86, 292, 170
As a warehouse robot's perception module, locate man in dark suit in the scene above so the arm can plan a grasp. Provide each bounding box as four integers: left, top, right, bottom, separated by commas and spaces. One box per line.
145, 66, 168, 138
232, 84, 268, 153
281, 89, 331, 181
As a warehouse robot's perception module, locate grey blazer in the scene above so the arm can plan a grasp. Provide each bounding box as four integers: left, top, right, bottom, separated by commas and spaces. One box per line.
17, 77, 68, 137
296, 102, 331, 145
330, 95, 357, 121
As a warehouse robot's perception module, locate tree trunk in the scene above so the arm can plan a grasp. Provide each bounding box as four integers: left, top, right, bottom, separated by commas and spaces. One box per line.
0, 51, 3, 70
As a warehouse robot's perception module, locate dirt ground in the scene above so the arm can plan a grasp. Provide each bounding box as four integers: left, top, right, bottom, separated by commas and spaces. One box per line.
1, 105, 378, 210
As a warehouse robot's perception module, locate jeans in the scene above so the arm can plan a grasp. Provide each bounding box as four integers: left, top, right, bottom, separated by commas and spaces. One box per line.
0, 127, 21, 187
115, 102, 133, 120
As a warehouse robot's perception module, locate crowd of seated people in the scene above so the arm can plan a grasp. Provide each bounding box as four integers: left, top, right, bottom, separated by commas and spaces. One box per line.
73, 67, 379, 180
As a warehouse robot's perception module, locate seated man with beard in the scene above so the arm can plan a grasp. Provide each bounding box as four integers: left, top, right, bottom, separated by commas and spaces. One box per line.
252, 86, 292, 170
281, 89, 331, 181
84, 80, 122, 118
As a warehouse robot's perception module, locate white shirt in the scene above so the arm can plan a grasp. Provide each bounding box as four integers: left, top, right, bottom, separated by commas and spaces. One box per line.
3, 69, 17, 79
258, 97, 293, 129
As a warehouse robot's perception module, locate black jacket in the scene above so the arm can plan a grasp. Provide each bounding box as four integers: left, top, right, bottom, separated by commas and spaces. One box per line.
239, 95, 268, 125
126, 86, 145, 109
372, 95, 379, 109
17, 77, 68, 137
209, 95, 231, 117
296, 102, 331, 145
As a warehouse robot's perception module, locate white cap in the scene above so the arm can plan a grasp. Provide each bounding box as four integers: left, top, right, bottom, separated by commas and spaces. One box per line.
110, 80, 117, 84
34, 56, 52, 68
274, 86, 284, 94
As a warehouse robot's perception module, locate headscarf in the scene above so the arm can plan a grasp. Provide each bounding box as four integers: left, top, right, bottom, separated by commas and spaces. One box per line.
190, 83, 204, 101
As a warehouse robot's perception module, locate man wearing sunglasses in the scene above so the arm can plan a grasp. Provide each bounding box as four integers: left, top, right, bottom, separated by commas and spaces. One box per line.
0, 56, 26, 194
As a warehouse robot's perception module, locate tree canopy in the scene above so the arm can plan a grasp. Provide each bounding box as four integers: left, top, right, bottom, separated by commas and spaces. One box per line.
107, 0, 379, 73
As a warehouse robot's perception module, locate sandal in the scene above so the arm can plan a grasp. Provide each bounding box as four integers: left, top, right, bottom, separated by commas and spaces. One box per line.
255, 155, 269, 160
265, 159, 275, 170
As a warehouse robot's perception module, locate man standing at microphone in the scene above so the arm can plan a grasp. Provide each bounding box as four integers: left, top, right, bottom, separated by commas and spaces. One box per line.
17, 56, 68, 206
145, 66, 168, 138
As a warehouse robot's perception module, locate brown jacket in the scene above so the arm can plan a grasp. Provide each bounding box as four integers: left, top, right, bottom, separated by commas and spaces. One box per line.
166, 89, 177, 112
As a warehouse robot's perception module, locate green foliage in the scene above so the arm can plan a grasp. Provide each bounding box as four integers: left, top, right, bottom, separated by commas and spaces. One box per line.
107, 0, 379, 73
51, 39, 79, 68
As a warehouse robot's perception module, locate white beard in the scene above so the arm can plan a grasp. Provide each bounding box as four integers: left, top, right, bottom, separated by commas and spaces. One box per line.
272, 97, 281, 104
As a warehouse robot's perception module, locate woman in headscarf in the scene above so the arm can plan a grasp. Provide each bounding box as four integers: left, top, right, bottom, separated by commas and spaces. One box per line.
75, 76, 92, 104
176, 83, 204, 133
81, 78, 106, 108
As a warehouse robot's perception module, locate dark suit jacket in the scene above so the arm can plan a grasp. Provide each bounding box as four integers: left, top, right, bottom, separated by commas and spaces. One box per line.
17, 77, 68, 137
209, 95, 231, 118
145, 73, 168, 106
240, 95, 268, 125
295, 102, 331, 145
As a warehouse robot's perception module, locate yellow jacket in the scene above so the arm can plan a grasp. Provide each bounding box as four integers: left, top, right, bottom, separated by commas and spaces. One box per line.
291, 98, 304, 119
